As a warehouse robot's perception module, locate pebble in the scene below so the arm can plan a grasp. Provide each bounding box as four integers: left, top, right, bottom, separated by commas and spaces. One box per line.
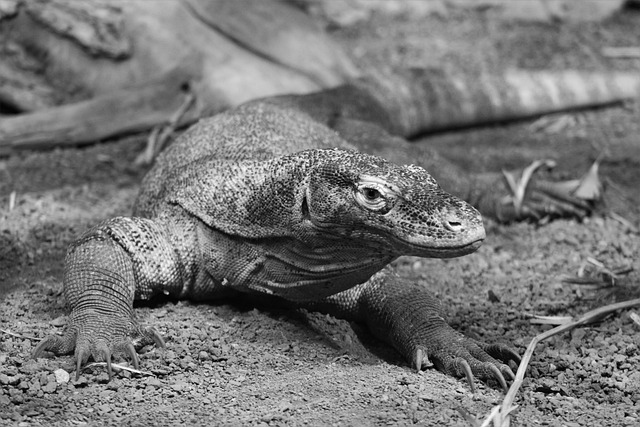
0, 374, 19, 386
41, 381, 57, 394
54, 369, 70, 384
146, 377, 162, 387
97, 403, 112, 413
170, 381, 189, 392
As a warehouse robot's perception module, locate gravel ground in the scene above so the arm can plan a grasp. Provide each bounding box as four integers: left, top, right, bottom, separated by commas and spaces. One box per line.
1, 5, 640, 427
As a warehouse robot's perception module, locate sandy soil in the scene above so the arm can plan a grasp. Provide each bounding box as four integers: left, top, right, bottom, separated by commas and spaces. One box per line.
1, 6, 640, 427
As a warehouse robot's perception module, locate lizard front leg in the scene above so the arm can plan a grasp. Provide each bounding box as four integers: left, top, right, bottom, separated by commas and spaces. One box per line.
32, 217, 183, 379
307, 269, 520, 392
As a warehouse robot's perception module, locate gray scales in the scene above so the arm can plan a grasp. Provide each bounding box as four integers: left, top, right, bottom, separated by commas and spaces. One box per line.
36, 70, 609, 391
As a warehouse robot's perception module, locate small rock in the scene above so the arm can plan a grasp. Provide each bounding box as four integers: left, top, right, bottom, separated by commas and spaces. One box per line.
0, 374, 19, 386
146, 377, 162, 387
54, 369, 70, 384
170, 381, 189, 392
73, 377, 89, 387
41, 381, 57, 394
99, 390, 115, 400
95, 372, 110, 383
18, 360, 41, 375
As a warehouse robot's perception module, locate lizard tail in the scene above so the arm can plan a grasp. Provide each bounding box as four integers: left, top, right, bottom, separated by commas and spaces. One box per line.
360, 68, 640, 138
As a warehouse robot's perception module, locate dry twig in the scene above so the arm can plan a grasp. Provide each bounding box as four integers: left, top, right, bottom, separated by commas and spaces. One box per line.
0, 328, 39, 341
135, 91, 196, 165
82, 362, 156, 378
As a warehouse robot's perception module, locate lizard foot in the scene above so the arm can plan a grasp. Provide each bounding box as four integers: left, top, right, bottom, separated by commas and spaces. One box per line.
413, 330, 519, 393
33, 312, 165, 380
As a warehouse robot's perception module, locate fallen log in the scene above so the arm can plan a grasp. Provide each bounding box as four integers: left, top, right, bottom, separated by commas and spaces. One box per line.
0, 68, 202, 152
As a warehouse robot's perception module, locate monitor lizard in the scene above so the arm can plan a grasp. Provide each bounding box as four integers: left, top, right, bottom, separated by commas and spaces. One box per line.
36, 70, 599, 392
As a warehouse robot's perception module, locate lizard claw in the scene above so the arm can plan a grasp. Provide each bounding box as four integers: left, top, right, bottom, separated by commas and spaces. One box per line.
487, 363, 508, 393
502, 365, 516, 382
74, 345, 91, 381
125, 342, 140, 370
455, 358, 475, 393
414, 348, 424, 371
150, 327, 166, 349
95, 341, 114, 380
75, 354, 83, 381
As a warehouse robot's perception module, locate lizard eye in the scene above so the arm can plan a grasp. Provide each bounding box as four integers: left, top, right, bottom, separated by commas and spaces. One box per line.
363, 187, 381, 201
355, 182, 394, 213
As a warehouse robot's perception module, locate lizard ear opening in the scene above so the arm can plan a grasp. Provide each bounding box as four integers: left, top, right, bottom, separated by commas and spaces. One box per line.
301, 194, 310, 220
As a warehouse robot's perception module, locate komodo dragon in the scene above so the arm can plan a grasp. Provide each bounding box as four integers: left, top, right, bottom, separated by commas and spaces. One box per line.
33, 70, 599, 391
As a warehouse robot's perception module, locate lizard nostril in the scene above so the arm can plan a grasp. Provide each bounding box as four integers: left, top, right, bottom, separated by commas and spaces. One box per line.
443, 219, 464, 232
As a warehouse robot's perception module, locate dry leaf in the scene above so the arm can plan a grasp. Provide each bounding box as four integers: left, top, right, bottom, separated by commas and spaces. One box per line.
572, 159, 602, 200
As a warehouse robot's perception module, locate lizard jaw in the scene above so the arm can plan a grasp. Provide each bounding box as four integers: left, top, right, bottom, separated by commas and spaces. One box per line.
416, 236, 484, 258
397, 222, 486, 258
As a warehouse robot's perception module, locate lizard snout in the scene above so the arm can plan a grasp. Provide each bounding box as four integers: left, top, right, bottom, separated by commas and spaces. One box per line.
438, 209, 486, 249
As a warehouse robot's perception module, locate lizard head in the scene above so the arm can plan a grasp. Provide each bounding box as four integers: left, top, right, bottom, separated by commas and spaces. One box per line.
173, 146, 485, 301
301, 148, 485, 259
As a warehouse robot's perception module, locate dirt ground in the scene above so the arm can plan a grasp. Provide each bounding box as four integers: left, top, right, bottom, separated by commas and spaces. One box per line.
1, 5, 640, 427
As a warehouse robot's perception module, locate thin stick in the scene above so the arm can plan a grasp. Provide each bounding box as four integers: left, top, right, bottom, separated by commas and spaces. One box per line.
0, 328, 40, 341
82, 362, 156, 378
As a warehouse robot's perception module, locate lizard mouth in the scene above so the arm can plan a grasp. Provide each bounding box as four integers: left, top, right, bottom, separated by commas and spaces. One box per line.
410, 236, 484, 258
308, 216, 485, 259
394, 225, 486, 258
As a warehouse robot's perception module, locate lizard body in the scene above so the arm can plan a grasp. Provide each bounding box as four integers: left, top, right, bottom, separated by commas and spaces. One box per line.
36, 75, 536, 390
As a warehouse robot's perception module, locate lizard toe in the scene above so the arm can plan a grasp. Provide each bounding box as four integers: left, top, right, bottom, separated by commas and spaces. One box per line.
487, 363, 508, 393
110, 340, 141, 370
481, 342, 522, 366
94, 340, 114, 380
151, 328, 166, 348
135, 325, 166, 349
124, 342, 140, 370
74, 344, 92, 381
501, 365, 516, 382
32, 330, 77, 358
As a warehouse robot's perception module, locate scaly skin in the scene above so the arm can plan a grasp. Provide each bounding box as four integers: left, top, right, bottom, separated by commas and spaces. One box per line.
34, 81, 531, 391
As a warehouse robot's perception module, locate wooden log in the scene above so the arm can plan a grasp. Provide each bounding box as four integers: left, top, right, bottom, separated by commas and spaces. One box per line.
0, 68, 203, 152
